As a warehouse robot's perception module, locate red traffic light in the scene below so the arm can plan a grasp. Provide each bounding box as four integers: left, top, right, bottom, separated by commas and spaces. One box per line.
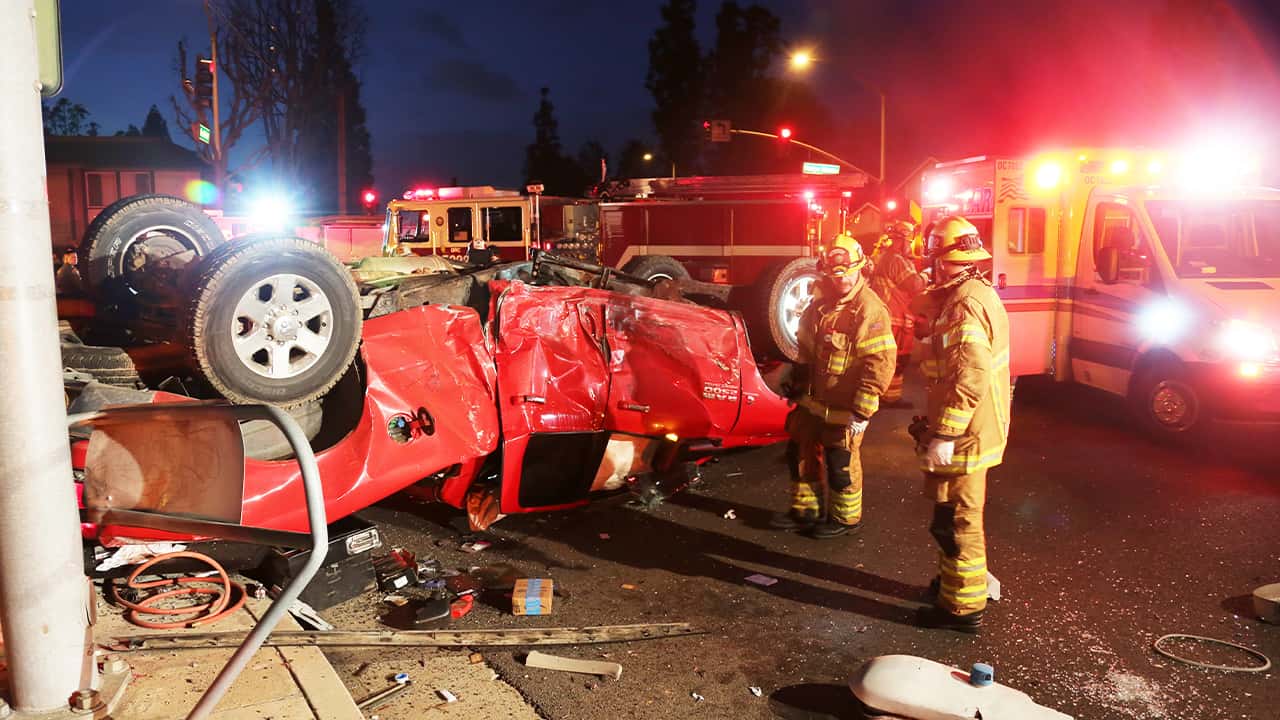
778, 127, 793, 140
362, 190, 377, 204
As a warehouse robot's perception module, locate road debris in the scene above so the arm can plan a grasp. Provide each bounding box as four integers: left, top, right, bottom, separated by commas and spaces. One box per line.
621, 583, 638, 590
1152, 634, 1272, 672
691, 692, 705, 702
436, 688, 458, 703
599, 533, 611, 540
356, 677, 412, 711
513, 578, 555, 615
111, 623, 703, 650
287, 599, 335, 631
468, 652, 484, 665
745, 573, 779, 587
94, 542, 188, 572
749, 686, 763, 697
723, 509, 737, 520
461, 540, 491, 553
526, 650, 623, 680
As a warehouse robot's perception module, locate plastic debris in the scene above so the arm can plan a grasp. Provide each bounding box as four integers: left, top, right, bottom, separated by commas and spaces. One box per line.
621, 583, 638, 590
436, 689, 458, 703
461, 541, 491, 554
383, 594, 409, 607
723, 509, 737, 520
394, 673, 410, 684
749, 686, 763, 697
745, 574, 779, 587
692, 692, 705, 702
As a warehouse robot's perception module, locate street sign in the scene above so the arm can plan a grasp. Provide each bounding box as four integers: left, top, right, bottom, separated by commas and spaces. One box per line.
709, 119, 731, 143
35, 0, 62, 97
802, 162, 840, 175
195, 123, 211, 144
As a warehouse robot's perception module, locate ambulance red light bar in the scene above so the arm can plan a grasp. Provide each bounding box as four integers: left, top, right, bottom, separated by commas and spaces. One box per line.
403, 187, 436, 200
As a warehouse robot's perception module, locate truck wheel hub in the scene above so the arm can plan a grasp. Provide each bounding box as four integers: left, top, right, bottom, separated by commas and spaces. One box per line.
230, 274, 334, 380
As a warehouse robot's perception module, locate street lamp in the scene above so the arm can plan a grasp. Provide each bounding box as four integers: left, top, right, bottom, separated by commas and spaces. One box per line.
643, 151, 676, 179
787, 49, 886, 187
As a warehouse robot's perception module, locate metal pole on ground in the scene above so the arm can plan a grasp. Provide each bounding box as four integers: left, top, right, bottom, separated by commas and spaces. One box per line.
0, 0, 92, 712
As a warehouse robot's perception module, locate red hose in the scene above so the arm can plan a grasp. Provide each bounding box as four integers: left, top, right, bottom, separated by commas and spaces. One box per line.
110, 551, 246, 629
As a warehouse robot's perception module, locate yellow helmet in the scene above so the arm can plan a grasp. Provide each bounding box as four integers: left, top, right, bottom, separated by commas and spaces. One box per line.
927, 216, 992, 263
885, 220, 915, 241
820, 232, 868, 277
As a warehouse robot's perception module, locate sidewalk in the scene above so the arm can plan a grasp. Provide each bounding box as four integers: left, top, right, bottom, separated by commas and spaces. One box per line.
97, 595, 362, 720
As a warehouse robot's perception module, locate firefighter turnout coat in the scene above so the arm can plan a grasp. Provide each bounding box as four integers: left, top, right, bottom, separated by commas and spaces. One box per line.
796, 283, 897, 422
920, 276, 1012, 473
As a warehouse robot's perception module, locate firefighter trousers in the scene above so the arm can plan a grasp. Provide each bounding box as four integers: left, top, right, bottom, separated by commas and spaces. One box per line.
884, 320, 913, 403
923, 468, 988, 616
785, 409, 864, 525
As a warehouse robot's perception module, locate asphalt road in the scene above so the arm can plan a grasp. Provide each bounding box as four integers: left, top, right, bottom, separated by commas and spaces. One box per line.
342, 374, 1280, 720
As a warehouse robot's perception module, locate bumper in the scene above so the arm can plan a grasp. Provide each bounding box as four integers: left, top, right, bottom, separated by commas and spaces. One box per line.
1191, 361, 1280, 423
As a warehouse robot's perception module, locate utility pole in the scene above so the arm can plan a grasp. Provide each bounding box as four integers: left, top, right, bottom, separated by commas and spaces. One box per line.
205, 0, 224, 199
879, 89, 887, 217
0, 0, 92, 712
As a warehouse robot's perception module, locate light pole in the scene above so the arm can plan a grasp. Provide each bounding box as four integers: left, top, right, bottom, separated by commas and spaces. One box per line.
642, 152, 676, 179
788, 49, 886, 187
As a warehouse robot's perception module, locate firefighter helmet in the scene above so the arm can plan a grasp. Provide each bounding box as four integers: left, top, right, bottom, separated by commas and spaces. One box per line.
927, 216, 992, 263
820, 232, 868, 277
885, 220, 915, 240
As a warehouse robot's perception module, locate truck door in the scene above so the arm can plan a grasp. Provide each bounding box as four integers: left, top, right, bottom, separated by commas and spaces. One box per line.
602, 294, 743, 440
480, 204, 528, 263
993, 201, 1058, 377
442, 204, 476, 261
492, 284, 611, 513
1069, 195, 1161, 395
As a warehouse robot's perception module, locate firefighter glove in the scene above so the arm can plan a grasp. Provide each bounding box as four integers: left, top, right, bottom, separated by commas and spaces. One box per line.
848, 418, 870, 436
923, 437, 955, 470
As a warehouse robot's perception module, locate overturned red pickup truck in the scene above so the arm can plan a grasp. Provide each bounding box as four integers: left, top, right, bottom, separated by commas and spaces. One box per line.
62, 197, 790, 546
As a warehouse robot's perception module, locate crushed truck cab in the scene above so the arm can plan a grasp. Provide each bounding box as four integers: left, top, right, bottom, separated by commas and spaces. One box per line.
922, 148, 1280, 440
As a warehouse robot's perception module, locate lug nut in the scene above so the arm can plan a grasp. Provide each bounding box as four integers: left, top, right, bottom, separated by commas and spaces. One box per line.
70, 688, 98, 711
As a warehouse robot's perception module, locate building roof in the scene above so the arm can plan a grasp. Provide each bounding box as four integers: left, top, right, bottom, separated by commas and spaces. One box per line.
44, 136, 206, 171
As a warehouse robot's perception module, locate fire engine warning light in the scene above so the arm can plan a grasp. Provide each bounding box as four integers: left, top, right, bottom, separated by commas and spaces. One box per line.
778, 127, 793, 140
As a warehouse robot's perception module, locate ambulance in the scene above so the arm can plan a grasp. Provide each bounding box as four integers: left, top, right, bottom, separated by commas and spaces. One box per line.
920, 147, 1280, 440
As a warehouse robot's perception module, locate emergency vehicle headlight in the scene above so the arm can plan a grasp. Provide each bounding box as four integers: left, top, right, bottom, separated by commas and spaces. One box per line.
1216, 319, 1279, 362
1136, 298, 1193, 345
247, 192, 294, 230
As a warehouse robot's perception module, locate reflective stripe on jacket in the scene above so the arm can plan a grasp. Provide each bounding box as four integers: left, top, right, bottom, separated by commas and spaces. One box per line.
796, 282, 896, 421
921, 277, 1012, 474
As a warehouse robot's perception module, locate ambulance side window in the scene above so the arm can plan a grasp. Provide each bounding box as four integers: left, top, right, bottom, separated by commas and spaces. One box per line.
1008, 207, 1045, 254
1092, 203, 1154, 286
448, 207, 472, 244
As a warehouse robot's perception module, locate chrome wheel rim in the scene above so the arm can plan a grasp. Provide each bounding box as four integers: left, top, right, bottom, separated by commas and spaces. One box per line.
776, 272, 817, 350
120, 225, 204, 293
231, 273, 333, 380
1150, 380, 1198, 430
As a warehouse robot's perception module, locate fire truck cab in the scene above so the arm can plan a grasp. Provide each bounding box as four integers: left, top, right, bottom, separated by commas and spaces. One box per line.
382, 186, 598, 263
922, 147, 1280, 440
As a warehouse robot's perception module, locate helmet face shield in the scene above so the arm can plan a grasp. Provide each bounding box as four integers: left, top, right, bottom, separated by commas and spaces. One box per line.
927, 215, 992, 263
822, 248, 854, 277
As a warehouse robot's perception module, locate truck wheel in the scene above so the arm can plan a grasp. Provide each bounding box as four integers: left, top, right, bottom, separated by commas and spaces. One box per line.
185, 237, 362, 407
80, 194, 225, 310
623, 255, 690, 282
61, 342, 141, 388
758, 257, 820, 361
1130, 361, 1206, 443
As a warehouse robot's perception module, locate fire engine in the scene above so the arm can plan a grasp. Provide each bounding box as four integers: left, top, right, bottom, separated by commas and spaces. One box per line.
569, 173, 875, 359
921, 146, 1280, 440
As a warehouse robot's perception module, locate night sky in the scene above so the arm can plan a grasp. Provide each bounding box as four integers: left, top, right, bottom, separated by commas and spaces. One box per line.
56, 0, 1280, 198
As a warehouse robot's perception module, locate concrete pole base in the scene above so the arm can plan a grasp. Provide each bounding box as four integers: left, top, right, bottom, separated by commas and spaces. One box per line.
0, 657, 130, 719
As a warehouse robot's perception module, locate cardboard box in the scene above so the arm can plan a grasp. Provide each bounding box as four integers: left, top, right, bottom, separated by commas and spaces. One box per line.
512, 578, 554, 616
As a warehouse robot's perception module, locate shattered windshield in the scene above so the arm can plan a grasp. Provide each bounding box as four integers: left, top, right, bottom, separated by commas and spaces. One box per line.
1146, 199, 1280, 278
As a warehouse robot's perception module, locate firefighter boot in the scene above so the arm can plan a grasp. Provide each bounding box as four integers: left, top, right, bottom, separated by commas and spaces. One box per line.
768, 510, 818, 531
810, 443, 861, 539
914, 605, 984, 635
770, 476, 821, 531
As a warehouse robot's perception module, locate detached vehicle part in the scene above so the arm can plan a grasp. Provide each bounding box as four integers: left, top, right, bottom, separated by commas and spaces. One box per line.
185, 235, 363, 407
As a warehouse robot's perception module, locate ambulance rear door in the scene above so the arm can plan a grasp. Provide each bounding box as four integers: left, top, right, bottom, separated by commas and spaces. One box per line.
991, 159, 1062, 377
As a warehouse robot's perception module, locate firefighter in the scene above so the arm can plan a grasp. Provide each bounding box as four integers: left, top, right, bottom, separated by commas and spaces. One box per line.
912, 216, 1011, 634
869, 220, 927, 406
770, 233, 896, 538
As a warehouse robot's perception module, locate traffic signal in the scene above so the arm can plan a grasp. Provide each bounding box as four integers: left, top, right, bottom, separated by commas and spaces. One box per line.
778, 126, 793, 141
194, 56, 214, 108
361, 189, 378, 213
702, 119, 731, 142
702, 120, 712, 141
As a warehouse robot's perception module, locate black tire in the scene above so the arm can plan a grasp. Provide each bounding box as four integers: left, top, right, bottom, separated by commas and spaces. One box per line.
185, 236, 362, 407
61, 342, 141, 388
756, 257, 820, 361
79, 194, 225, 309
623, 255, 691, 282
1129, 361, 1206, 443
